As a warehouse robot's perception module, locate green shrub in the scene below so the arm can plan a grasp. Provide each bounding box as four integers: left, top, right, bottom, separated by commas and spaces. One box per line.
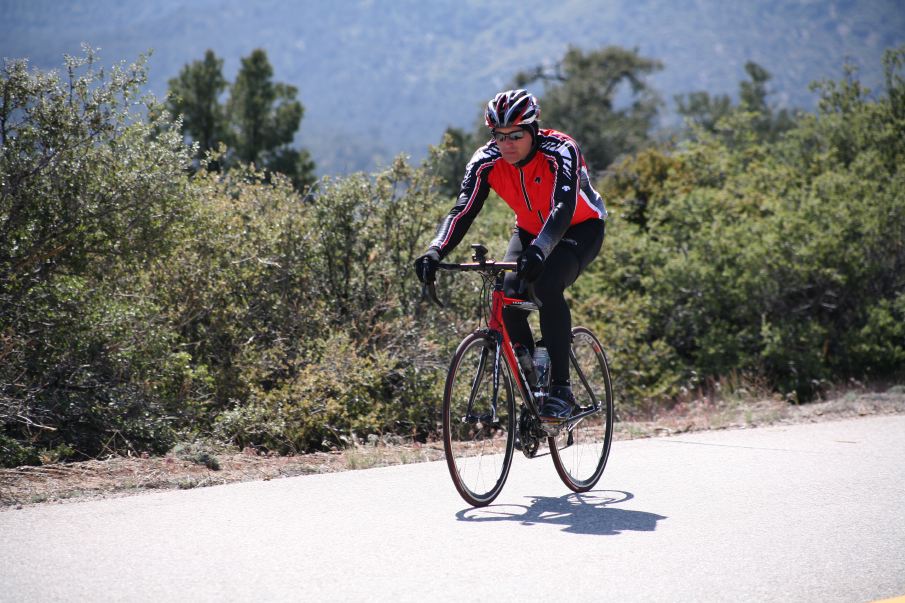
171, 442, 221, 470
583, 46, 905, 406
149, 148, 458, 452
213, 330, 443, 452
1, 48, 193, 465
0, 435, 41, 468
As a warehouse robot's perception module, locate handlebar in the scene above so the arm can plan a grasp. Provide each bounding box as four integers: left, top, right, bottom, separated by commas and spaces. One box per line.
422, 260, 543, 309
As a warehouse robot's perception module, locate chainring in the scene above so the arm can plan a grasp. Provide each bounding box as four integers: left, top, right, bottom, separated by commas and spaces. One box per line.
518, 407, 541, 458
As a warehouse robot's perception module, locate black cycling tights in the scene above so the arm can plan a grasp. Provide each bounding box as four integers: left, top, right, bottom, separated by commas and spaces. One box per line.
502, 219, 605, 385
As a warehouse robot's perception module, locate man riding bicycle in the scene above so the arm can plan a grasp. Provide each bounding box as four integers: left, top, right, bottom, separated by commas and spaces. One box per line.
415, 88, 607, 423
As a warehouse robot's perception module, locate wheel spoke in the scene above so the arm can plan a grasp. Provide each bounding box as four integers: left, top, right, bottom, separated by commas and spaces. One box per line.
549, 327, 614, 492
443, 334, 515, 506
569, 346, 598, 408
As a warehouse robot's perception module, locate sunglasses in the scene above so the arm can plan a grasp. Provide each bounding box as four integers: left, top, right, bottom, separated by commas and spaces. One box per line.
492, 129, 527, 142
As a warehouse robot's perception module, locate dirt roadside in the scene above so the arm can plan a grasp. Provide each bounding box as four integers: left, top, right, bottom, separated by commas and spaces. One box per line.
2, 389, 903, 510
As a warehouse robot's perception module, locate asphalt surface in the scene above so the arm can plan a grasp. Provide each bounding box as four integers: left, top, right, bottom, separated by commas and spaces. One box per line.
2, 415, 904, 602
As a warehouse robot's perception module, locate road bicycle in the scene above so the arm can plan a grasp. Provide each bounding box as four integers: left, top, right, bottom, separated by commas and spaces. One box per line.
424, 244, 614, 507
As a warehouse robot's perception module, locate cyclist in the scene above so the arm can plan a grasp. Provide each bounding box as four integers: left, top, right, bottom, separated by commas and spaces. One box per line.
415, 88, 607, 422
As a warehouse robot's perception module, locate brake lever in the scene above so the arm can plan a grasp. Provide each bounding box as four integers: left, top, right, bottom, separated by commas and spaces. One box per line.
423, 281, 444, 307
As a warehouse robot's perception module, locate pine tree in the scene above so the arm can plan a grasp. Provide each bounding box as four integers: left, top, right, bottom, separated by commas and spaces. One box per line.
167, 48, 316, 190
166, 49, 228, 159
514, 46, 663, 173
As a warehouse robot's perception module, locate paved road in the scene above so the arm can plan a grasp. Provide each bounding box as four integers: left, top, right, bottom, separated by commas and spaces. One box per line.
2, 415, 904, 602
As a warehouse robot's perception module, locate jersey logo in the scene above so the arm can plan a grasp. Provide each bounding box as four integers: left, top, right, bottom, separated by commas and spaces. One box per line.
562, 185, 571, 192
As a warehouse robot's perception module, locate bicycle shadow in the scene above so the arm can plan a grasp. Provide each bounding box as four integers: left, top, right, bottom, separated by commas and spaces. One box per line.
456, 490, 666, 536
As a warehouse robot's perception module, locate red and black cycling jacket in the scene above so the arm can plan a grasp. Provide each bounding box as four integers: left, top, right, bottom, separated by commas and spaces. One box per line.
429, 128, 607, 259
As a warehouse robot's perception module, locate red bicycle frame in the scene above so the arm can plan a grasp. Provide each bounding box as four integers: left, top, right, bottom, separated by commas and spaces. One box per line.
425, 252, 544, 415
488, 273, 543, 407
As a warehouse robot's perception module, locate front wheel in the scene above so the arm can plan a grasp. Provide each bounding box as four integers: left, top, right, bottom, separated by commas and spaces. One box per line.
442, 332, 516, 507
549, 326, 614, 492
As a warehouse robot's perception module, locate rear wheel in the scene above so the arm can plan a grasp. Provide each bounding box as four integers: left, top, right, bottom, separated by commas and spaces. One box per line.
442, 332, 516, 506
549, 326, 614, 492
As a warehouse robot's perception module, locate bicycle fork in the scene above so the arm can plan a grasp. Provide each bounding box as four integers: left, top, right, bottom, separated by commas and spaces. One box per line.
462, 335, 504, 426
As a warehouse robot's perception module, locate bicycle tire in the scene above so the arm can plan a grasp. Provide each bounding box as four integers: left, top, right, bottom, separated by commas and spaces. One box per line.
548, 326, 614, 492
442, 332, 516, 506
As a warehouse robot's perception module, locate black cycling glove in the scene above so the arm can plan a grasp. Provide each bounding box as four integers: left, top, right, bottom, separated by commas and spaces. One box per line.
414, 248, 441, 283
517, 245, 545, 282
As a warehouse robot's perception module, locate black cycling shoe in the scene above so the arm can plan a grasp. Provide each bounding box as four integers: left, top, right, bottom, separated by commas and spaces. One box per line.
539, 385, 579, 422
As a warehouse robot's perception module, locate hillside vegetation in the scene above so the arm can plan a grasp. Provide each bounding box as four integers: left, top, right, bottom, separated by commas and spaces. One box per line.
1, 46, 903, 467
3, 0, 903, 173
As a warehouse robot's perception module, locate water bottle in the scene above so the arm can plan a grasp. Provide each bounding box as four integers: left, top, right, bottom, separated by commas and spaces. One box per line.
514, 344, 537, 388
533, 345, 550, 391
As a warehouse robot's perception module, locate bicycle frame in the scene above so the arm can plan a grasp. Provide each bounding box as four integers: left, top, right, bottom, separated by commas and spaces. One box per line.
490, 276, 546, 415
427, 264, 541, 420
425, 250, 601, 433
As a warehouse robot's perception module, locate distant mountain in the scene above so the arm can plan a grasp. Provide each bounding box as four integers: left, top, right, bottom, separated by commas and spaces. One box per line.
3, 0, 903, 175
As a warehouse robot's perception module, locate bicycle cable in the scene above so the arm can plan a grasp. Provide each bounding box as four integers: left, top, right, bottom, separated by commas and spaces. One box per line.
479, 273, 492, 327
